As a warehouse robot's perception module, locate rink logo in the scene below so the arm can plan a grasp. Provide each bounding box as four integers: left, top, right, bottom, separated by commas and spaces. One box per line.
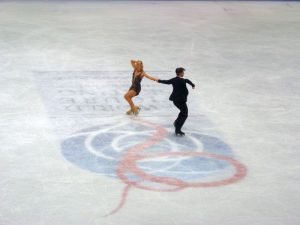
34, 71, 173, 116
61, 118, 247, 215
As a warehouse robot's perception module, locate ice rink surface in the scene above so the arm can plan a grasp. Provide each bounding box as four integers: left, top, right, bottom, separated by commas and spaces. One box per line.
0, 1, 300, 225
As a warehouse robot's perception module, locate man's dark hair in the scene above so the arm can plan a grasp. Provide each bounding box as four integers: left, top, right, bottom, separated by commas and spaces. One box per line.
175, 67, 185, 76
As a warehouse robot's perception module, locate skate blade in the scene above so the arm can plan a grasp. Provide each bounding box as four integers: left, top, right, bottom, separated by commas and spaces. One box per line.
133, 107, 141, 116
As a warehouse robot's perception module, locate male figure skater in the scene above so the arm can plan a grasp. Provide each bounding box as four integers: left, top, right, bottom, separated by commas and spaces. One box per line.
157, 67, 195, 136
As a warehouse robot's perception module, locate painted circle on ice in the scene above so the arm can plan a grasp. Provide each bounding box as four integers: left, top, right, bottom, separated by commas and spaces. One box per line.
61, 118, 246, 189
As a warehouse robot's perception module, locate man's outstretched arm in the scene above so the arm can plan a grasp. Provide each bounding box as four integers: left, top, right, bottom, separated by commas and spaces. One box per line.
157, 78, 173, 84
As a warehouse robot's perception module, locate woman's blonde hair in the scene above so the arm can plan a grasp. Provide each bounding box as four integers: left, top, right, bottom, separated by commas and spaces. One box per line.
136, 60, 144, 71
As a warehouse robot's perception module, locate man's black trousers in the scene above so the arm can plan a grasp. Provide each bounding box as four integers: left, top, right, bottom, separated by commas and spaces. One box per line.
173, 100, 188, 132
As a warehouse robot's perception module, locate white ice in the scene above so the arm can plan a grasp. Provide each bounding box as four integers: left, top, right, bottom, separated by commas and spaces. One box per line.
0, 1, 300, 225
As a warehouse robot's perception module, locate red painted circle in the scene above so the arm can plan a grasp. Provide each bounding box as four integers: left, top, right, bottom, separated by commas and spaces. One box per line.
116, 119, 247, 191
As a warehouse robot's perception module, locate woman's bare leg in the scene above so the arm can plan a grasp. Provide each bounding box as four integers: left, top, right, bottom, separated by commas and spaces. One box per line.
124, 90, 137, 111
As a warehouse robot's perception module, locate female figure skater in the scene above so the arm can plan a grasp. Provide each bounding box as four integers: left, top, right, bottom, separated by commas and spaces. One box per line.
124, 60, 158, 115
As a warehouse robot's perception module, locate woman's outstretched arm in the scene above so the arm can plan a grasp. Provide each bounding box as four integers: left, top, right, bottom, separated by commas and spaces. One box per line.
143, 72, 158, 81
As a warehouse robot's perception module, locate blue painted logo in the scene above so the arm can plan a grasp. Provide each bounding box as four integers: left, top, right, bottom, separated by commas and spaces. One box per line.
61, 118, 238, 183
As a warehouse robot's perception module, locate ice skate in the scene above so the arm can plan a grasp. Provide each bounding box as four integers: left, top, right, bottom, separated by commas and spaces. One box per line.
175, 131, 185, 136
126, 109, 133, 115
132, 106, 141, 116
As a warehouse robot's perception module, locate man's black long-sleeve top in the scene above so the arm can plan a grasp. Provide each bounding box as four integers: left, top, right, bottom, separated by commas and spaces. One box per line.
158, 76, 195, 102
